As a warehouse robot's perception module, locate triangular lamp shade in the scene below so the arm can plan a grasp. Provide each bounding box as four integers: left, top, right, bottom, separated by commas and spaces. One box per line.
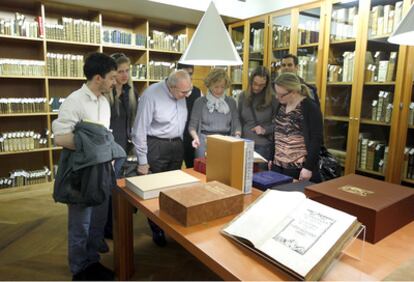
179, 1, 243, 66
388, 3, 414, 45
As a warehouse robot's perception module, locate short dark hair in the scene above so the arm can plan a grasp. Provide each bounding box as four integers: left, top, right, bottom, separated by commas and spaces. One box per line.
176, 63, 194, 70
83, 52, 117, 81
282, 54, 299, 66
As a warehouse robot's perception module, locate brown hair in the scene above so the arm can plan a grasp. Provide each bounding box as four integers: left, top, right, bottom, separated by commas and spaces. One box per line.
204, 68, 230, 89
245, 66, 274, 110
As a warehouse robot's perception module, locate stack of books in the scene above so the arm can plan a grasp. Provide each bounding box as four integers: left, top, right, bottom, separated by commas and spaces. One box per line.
370, 90, 393, 123
0, 59, 45, 76
357, 134, 388, 173
0, 166, 51, 189
298, 54, 317, 82
251, 28, 264, 53
272, 25, 290, 48
298, 19, 319, 45
365, 51, 397, 82
148, 30, 187, 52
330, 6, 358, 40
409, 102, 414, 126
46, 53, 84, 77
131, 64, 147, 80
328, 51, 355, 82
148, 61, 175, 80
0, 12, 40, 38
369, 2, 403, 37
45, 17, 101, 43
0, 131, 48, 152
0, 98, 48, 114
102, 29, 146, 47
403, 147, 414, 180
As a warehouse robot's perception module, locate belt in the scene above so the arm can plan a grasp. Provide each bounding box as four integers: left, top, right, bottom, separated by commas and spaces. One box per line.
200, 130, 230, 135
147, 135, 181, 142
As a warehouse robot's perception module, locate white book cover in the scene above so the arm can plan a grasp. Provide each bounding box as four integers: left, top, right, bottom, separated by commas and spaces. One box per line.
126, 170, 201, 200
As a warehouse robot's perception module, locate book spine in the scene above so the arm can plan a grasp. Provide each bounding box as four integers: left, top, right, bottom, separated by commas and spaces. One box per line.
243, 140, 254, 194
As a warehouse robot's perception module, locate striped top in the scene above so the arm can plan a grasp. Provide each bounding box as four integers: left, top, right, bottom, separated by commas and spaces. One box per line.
274, 103, 307, 169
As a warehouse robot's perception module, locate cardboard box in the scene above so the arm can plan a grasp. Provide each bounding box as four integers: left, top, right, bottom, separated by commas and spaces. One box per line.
305, 174, 414, 243
159, 181, 244, 226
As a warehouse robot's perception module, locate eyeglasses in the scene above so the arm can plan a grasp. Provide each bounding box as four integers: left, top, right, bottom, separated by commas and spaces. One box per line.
276, 90, 292, 98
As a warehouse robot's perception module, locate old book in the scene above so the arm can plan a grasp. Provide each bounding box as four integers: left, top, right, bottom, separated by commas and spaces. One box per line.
159, 181, 243, 226
222, 190, 361, 281
360, 138, 369, 169
305, 174, 414, 243
409, 102, 414, 126
403, 147, 410, 179
373, 143, 386, 172
383, 5, 394, 35
366, 140, 378, 170
125, 170, 201, 199
206, 135, 254, 194
386, 52, 397, 82
378, 60, 389, 82
394, 1, 403, 31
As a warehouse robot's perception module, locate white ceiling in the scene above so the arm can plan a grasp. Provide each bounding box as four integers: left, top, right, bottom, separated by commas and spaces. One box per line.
46, 0, 314, 25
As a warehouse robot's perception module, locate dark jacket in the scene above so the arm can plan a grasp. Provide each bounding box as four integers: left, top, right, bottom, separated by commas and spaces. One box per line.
275, 97, 323, 172
53, 121, 126, 206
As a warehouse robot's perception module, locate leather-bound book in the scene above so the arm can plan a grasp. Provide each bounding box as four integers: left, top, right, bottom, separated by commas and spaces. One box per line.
305, 174, 414, 243
159, 181, 243, 226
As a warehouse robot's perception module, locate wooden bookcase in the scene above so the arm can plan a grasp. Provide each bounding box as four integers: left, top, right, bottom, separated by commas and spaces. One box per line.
0, 1, 195, 189
229, 0, 414, 186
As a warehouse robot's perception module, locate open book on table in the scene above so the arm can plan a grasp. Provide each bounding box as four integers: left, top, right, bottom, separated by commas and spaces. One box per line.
221, 190, 361, 281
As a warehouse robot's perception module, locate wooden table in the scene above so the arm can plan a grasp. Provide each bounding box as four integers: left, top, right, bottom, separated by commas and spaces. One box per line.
113, 169, 414, 281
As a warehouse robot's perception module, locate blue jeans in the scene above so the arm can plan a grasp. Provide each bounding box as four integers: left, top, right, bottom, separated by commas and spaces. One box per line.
68, 198, 109, 275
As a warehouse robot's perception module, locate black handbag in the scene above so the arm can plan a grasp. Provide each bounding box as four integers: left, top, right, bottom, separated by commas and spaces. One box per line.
319, 146, 342, 181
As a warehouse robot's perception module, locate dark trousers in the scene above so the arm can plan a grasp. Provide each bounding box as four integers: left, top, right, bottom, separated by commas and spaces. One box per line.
147, 136, 184, 234
183, 135, 195, 168
271, 164, 321, 183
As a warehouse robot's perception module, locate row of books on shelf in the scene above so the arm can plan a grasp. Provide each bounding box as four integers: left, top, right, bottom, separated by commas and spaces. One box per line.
0, 59, 45, 76
365, 51, 397, 82
103, 29, 146, 47
357, 135, 388, 173
272, 25, 290, 49
0, 13, 41, 38
297, 54, 317, 83
46, 53, 84, 77
330, 6, 358, 41
148, 30, 187, 52
0, 167, 51, 189
298, 20, 319, 45
0, 130, 50, 152
148, 61, 175, 80
369, 2, 403, 38
131, 64, 147, 80
45, 17, 101, 44
0, 97, 64, 114
250, 28, 264, 53
231, 66, 242, 84
403, 147, 414, 180
371, 90, 393, 123
327, 148, 346, 167
409, 102, 414, 126
328, 51, 355, 82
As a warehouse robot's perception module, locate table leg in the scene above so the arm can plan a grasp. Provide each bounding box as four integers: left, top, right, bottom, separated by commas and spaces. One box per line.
113, 188, 134, 280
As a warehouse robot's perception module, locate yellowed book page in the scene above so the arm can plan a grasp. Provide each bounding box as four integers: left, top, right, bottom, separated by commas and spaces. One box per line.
258, 199, 357, 278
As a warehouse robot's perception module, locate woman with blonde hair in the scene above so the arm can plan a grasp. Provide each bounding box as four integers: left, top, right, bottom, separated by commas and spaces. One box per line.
272, 72, 322, 182
189, 68, 241, 158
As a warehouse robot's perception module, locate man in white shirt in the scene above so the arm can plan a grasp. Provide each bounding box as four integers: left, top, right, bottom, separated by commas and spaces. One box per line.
52, 52, 117, 281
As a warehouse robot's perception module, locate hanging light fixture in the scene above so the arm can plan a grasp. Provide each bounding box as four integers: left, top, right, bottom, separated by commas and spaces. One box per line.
179, 1, 243, 66
388, 3, 414, 45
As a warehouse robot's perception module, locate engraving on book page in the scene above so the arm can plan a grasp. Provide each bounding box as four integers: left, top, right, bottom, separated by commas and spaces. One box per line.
339, 185, 374, 197
273, 209, 335, 255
